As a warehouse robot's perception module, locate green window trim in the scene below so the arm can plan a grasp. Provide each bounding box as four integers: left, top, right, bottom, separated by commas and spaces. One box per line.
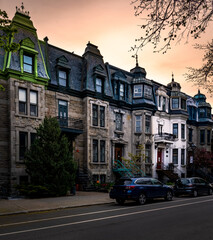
19, 47, 38, 77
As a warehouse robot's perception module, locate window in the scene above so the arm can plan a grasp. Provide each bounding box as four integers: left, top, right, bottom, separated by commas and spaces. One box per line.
162, 97, 166, 111
181, 124, 185, 139
144, 85, 152, 99
93, 139, 98, 163
100, 140, 105, 163
96, 78, 103, 93
134, 85, 142, 97
30, 133, 36, 145
58, 70, 67, 87
181, 149, 185, 165
92, 104, 105, 127
135, 115, 142, 133
100, 175, 106, 184
181, 99, 186, 109
115, 113, 122, 131
158, 96, 161, 108
114, 82, 118, 96
30, 91, 38, 116
173, 123, 178, 138
158, 124, 163, 135
19, 132, 28, 160
172, 98, 179, 109
189, 128, 193, 142
100, 106, 105, 127
58, 100, 68, 127
207, 108, 211, 118
172, 149, 178, 164
120, 83, 124, 100
92, 104, 98, 126
19, 88, 27, 115
199, 108, 205, 118
145, 115, 151, 133
200, 130, 205, 144
93, 139, 106, 163
207, 130, 211, 145
23, 54, 33, 73
145, 144, 151, 163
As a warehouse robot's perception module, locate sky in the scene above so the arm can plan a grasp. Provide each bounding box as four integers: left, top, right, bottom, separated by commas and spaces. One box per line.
2, 0, 213, 106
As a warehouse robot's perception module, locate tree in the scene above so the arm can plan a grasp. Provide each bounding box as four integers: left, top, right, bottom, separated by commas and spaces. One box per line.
131, 0, 213, 54
131, 0, 213, 94
0, 10, 20, 91
0, 9, 20, 52
24, 117, 77, 197
185, 40, 213, 96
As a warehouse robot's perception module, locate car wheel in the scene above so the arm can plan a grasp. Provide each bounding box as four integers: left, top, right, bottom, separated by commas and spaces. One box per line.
116, 198, 125, 205
193, 190, 198, 197
165, 191, 173, 201
137, 193, 146, 205
208, 189, 213, 195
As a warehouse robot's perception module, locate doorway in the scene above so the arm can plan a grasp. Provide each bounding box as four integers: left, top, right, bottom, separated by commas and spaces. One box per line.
157, 148, 163, 169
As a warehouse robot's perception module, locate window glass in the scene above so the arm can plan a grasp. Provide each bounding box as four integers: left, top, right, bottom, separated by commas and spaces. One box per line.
92, 104, 98, 126
162, 97, 166, 111
200, 130, 205, 144
189, 129, 193, 142
59, 70, 67, 87
120, 83, 124, 100
100, 106, 105, 127
145, 115, 151, 133
135, 115, 142, 132
100, 175, 106, 183
172, 149, 178, 164
172, 98, 179, 109
96, 78, 102, 93
199, 108, 205, 118
134, 85, 142, 97
181, 149, 185, 165
181, 99, 186, 109
181, 124, 185, 139
19, 132, 28, 160
173, 123, 178, 138
23, 54, 33, 73
19, 88, 27, 115
207, 108, 211, 118
93, 139, 98, 162
30, 91, 37, 116
207, 130, 211, 144
144, 85, 152, 99
145, 144, 151, 163
100, 140, 105, 162
58, 100, 68, 126
116, 113, 122, 131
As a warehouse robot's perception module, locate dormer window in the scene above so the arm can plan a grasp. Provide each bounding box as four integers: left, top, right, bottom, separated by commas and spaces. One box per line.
134, 85, 142, 98
144, 85, 152, 99
172, 98, 179, 109
58, 70, 67, 87
23, 54, 33, 73
120, 83, 124, 100
96, 77, 103, 93
181, 99, 186, 110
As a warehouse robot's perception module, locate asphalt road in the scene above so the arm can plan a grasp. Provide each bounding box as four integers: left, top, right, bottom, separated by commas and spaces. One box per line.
0, 195, 213, 240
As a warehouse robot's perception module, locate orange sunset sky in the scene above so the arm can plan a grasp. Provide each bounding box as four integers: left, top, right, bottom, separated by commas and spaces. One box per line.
2, 0, 213, 107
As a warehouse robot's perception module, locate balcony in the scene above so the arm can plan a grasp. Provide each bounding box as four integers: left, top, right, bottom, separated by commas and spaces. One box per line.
154, 133, 175, 144
57, 117, 83, 135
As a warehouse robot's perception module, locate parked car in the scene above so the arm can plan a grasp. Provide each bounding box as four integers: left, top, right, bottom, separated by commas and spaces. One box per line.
174, 177, 213, 197
109, 177, 173, 205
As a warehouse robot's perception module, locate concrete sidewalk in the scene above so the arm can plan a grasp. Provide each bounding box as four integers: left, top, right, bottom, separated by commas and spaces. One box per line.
0, 191, 114, 216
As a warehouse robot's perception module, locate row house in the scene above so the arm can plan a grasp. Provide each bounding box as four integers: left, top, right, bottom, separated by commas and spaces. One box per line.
0, 6, 212, 195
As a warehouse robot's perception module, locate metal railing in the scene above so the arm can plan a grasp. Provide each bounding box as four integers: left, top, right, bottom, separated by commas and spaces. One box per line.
154, 133, 175, 142
57, 117, 83, 130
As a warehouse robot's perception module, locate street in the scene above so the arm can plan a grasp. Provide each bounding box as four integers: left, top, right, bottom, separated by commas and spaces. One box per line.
0, 195, 213, 240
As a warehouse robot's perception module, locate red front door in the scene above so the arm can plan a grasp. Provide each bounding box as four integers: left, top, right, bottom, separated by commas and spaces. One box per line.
157, 149, 162, 169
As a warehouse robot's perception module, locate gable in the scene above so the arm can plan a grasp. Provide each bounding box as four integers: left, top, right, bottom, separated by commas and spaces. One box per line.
20, 37, 35, 49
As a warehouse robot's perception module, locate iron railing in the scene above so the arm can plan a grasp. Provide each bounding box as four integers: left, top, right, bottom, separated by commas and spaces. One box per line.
57, 117, 83, 130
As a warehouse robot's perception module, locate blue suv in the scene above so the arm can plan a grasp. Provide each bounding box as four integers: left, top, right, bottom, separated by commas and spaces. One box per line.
109, 177, 173, 205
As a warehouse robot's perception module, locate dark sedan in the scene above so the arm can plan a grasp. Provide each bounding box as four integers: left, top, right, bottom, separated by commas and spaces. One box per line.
109, 177, 173, 205
174, 177, 213, 197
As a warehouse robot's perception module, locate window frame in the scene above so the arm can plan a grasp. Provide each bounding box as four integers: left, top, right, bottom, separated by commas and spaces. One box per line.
172, 98, 179, 109
135, 115, 142, 133
181, 149, 185, 165
19, 132, 28, 160
172, 149, 178, 164
200, 129, 205, 144
58, 69, 68, 87
144, 85, 152, 100
95, 77, 103, 93
30, 90, 38, 117
173, 123, 178, 138
134, 85, 142, 98
23, 53, 34, 74
19, 88, 27, 115
145, 115, 151, 134
92, 104, 98, 126
115, 112, 123, 131
93, 139, 98, 163
181, 124, 185, 140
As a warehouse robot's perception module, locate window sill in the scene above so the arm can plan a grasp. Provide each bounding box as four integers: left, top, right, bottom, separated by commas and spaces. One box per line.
134, 132, 142, 136
91, 125, 107, 130
90, 162, 108, 165
15, 114, 42, 120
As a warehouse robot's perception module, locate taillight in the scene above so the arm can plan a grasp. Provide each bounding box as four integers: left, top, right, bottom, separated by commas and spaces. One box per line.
187, 184, 193, 187
125, 186, 136, 190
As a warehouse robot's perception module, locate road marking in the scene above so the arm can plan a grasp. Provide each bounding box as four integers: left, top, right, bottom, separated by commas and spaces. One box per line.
0, 196, 202, 228
0, 197, 213, 237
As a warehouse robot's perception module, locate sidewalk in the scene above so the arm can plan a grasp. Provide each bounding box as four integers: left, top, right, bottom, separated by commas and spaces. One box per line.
0, 191, 114, 216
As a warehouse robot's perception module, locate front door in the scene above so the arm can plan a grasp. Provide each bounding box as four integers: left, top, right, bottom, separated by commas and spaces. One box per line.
115, 144, 123, 162
157, 148, 162, 169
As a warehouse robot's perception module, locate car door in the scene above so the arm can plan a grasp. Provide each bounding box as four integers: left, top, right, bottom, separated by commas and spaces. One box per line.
151, 179, 167, 197
198, 178, 209, 194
